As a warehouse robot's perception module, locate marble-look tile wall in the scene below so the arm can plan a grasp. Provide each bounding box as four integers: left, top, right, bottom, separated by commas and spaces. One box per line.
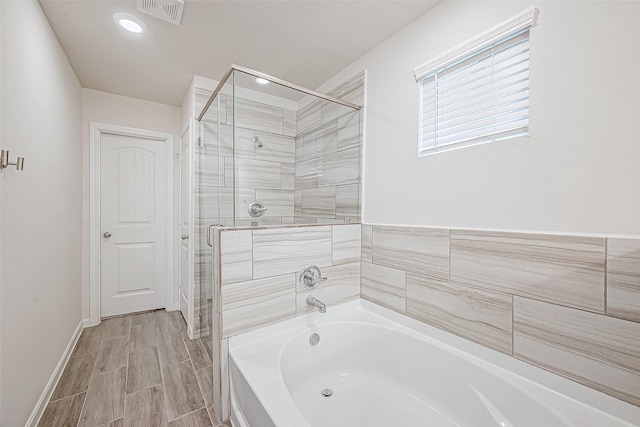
294, 72, 364, 224
192, 89, 297, 337
211, 223, 361, 419
361, 224, 640, 406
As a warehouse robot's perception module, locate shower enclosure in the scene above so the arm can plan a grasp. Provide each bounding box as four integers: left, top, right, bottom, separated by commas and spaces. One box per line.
191, 64, 364, 362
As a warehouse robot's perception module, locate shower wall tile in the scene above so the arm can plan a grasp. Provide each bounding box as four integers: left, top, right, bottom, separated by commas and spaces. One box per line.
231, 97, 284, 135
217, 187, 256, 219
328, 71, 365, 105
337, 110, 361, 151
220, 230, 253, 285
294, 190, 302, 218
361, 261, 405, 313
303, 122, 338, 161
294, 159, 318, 190
332, 224, 361, 266
297, 99, 322, 135
296, 262, 360, 315
406, 274, 513, 355
450, 230, 605, 313
255, 189, 295, 218
282, 163, 294, 191
253, 131, 295, 164
221, 273, 296, 337
606, 238, 640, 322
225, 157, 283, 190
213, 124, 255, 159
361, 225, 373, 263
252, 226, 332, 279
321, 100, 355, 126
335, 184, 360, 221
283, 109, 297, 137
295, 136, 304, 163
194, 188, 219, 222
301, 187, 336, 219
372, 226, 449, 280
195, 150, 220, 187
514, 296, 640, 406
318, 146, 360, 187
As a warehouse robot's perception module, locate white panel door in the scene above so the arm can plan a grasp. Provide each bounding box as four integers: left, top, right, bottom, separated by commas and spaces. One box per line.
179, 124, 194, 321
100, 132, 167, 317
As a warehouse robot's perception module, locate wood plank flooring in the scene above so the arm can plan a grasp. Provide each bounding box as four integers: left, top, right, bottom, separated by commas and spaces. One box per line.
39, 310, 228, 427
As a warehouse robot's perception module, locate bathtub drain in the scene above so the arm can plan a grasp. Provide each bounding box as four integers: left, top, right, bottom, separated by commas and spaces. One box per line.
309, 333, 320, 346
321, 388, 333, 397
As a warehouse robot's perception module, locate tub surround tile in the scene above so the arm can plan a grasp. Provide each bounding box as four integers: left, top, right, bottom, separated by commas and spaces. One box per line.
361, 225, 373, 263
328, 72, 365, 105
332, 224, 361, 265
123, 384, 168, 427
295, 136, 304, 163
514, 296, 640, 406
252, 226, 332, 279
296, 262, 360, 315
361, 262, 406, 313
220, 339, 230, 422
450, 230, 605, 313
220, 230, 252, 285
162, 360, 206, 421
607, 238, 640, 322
321, 100, 355, 127
372, 226, 449, 280
253, 132, 295, 164
406, 275, 513, 355
221, 274, 296, 337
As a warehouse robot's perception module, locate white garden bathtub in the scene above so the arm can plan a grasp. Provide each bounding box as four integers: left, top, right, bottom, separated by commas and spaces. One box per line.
229, 299, 640, 427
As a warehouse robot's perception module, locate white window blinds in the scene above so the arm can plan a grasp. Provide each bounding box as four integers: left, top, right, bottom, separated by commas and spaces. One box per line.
416, 7, 538, 156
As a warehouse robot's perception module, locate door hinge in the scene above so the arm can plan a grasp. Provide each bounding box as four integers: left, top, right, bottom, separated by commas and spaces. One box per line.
197, 136, 202, 146
175, 153, 181, 161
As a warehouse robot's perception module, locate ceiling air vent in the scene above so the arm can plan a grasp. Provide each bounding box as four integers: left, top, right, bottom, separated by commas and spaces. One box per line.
137, 0, 184, 26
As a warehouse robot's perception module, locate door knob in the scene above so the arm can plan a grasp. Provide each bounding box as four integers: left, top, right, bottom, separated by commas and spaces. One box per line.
103, 232, 112, 238
181, 234, 189, 240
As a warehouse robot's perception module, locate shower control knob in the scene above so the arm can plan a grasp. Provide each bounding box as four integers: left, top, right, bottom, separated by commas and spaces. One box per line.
103, 232, 112, 239
248, 200, 267, 218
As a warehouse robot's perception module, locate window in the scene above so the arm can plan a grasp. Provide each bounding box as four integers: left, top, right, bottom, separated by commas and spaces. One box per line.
415, 7, 538, 155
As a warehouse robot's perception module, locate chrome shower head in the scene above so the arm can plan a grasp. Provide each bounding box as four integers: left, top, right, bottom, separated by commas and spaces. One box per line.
253, 136, 263, 148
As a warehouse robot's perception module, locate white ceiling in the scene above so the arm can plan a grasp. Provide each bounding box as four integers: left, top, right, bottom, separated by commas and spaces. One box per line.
39, 0, 439, 106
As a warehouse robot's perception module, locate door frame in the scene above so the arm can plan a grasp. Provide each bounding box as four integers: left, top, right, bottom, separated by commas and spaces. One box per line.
89, 122, 174, 326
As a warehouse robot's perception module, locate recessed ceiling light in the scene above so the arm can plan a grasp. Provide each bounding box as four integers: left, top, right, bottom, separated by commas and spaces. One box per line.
113, 13, 147, 34
255, 78, 269, 85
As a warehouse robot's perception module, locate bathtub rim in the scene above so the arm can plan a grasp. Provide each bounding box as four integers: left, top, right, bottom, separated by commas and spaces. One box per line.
229, 298, 640, 426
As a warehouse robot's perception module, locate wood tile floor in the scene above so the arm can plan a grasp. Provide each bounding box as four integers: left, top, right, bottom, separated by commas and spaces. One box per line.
38, 310, 230, 427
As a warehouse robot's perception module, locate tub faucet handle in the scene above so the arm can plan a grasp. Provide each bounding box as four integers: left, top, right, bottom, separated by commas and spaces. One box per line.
300, 265, 327, 289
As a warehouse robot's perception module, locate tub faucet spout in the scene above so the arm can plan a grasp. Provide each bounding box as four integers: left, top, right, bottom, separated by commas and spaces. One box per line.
306, 295, 326, 313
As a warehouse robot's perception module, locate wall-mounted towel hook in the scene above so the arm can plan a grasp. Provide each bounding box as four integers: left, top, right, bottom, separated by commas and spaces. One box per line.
0, 150, 25, 171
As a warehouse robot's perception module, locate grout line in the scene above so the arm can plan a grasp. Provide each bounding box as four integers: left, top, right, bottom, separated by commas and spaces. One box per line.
604, 237, 608, 316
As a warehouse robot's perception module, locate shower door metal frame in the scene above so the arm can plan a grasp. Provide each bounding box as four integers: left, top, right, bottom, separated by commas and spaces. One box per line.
197, 64, 361, 122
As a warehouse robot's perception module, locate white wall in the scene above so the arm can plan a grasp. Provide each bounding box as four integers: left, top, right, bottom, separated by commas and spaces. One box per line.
319, 1, 640, 236
0, 1, 83, 425
81, 89, 182, 320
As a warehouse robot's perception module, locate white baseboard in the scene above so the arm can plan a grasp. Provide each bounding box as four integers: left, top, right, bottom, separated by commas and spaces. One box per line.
26, 320, 84, 427
82, 317, 98, 328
